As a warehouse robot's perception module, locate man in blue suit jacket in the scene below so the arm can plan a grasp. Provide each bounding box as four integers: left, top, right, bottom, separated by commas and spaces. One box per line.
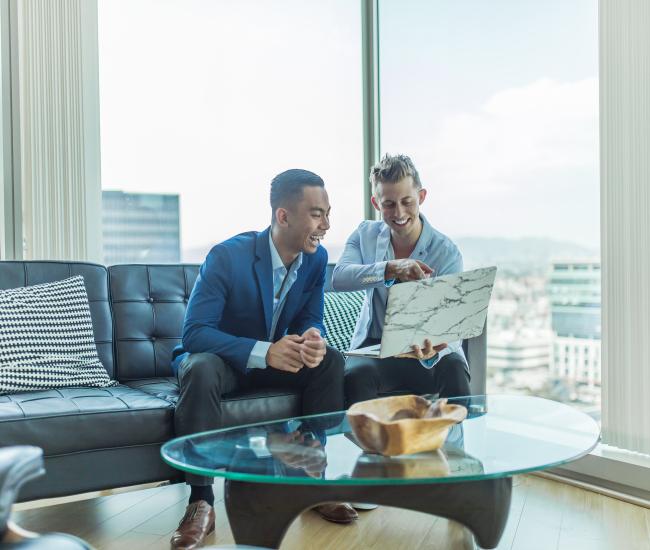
333, 154, 471, 406
169, 170, 351, 549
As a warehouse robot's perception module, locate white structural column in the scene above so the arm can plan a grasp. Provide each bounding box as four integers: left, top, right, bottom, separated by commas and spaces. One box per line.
15, 0, 101, 261
600, 0, 650, 454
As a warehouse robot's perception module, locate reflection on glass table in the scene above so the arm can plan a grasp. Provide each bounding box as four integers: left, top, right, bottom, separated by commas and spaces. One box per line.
162, 395, 599, 549
163, 395, 599, 485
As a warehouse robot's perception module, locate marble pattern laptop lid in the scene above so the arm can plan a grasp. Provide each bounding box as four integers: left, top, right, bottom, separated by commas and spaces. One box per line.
380, 266, 497, 358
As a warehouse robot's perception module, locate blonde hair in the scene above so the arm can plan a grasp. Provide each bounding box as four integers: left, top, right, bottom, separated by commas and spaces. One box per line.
370, 154, 421, 189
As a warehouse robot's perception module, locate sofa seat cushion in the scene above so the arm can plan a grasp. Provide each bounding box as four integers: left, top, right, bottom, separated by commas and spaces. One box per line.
0, 385, 174, 456
125, 377, 302, 428
124, 377, 180, 404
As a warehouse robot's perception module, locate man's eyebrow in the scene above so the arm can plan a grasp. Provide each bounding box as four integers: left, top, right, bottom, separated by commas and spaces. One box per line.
309, 207, 327, 213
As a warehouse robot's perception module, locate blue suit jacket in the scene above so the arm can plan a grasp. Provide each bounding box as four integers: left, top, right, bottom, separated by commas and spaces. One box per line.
172, 227, 328, 373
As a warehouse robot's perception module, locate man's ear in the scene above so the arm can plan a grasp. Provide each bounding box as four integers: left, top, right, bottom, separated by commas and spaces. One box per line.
370, 195, 381, 211
418, 188, 427, 205
275, 207, 289, 227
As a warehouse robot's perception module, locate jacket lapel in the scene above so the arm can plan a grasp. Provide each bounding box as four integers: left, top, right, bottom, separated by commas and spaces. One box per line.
367, 223, 392, 334
411, 214, 433, 259
254, 228, 273, 337
375, 223, 392, 262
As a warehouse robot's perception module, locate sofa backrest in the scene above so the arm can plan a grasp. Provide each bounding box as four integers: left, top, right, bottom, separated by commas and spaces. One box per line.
0, 260, 484, 393
0, 261, 115, 378
108, 264, 199, 381
108, 263, 358, 381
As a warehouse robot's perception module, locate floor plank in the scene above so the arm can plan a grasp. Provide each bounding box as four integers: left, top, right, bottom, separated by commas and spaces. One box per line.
11, 475, 650, 550
512, 476, 565, 550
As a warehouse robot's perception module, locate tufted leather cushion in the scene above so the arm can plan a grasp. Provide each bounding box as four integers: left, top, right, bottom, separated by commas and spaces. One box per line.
108, 265, 199, 381
0, 262, 114, 378
0, 385, 174, 455
125, 377, 302, 428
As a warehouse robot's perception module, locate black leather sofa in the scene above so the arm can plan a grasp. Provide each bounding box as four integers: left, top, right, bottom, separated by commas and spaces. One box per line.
0, 261, 486, 502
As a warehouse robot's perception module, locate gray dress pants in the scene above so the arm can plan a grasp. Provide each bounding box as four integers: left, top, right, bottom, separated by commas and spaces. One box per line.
174, 346, 345, 486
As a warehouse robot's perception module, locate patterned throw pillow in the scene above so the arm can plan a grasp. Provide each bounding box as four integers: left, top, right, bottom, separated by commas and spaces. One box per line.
0, 276, 116, 394
323, 291, 365, 352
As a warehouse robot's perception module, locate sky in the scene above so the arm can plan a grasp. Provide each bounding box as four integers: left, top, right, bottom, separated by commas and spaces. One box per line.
380, 0, 599, 249
97, 0, 599, 261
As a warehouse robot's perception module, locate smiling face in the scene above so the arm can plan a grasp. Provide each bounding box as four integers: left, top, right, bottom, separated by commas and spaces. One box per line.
280, 185, 331, 255
371, 176, 427, 239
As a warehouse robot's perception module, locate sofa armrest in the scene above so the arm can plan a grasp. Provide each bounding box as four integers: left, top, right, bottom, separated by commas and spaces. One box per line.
465, 321, 487, 396
0, 446, 44, 535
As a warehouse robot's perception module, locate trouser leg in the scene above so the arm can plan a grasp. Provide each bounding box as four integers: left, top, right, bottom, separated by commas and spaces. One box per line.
248, 345, 345, 415
174, 352, 241, 486
430, 353, 471, 398
379, 351, 470, 399
344, 357, 383, 407
344, 339, 471, 407
300, 345, 345, 415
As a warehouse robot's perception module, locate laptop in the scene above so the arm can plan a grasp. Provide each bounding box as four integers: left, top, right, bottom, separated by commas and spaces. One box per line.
346, 266, 497, 358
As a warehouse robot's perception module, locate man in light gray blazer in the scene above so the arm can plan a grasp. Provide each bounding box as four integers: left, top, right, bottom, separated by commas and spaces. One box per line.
332, 154, 471, 405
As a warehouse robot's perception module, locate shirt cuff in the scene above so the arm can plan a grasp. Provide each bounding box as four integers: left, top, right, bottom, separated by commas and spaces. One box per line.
357, 262, 390, 286
247, 341, 271, 370
419, 355, 438, 369
419, 346, 452, 369
302, 326, 325, 338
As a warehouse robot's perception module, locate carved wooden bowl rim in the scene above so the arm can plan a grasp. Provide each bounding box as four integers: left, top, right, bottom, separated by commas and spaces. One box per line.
346, 395, 468, 426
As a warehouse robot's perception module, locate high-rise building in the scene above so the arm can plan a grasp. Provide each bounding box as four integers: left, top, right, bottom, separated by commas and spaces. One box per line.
102, 191, 181, 264
487, 328, 552, 395
548, 260, 601, 401
488, 331, 551, 370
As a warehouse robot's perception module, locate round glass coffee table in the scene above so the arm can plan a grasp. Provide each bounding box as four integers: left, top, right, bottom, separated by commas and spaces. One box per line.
161, 395, 599, 549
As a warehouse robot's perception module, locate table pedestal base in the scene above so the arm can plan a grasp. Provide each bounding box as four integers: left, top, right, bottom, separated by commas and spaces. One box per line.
224, 476, 512, 549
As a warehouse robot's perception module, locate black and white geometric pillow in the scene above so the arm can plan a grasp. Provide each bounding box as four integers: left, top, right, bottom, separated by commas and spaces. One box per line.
0, 275, 116, 395
323, 290, 365, 352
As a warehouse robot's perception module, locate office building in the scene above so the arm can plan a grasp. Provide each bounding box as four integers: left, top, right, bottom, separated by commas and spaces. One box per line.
102, 191, 181, 264
549, 260, 601, 398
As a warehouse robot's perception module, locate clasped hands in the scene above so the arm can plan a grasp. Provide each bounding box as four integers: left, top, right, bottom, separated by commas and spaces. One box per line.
266, 431, 326, 478
265, 327, 325, 373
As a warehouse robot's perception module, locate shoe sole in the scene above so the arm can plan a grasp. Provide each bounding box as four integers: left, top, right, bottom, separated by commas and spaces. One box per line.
314, 510, 359, 524
351, 503, 379, 511
317, 515, 358, 524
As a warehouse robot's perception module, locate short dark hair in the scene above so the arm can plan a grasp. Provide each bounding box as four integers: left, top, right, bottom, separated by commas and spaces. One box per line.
370, 154, 422, 189
270, 169, 324, 216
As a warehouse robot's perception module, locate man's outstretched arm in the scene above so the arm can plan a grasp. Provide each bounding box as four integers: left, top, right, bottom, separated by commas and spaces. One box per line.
332, 225, 391, 291
333, 224, 434, 291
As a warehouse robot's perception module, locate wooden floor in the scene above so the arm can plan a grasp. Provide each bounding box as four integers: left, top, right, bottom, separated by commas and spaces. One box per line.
11, 475, 650, 549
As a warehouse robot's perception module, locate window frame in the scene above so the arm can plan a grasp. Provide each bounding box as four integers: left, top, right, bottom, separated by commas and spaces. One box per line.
0, 0, 648, 498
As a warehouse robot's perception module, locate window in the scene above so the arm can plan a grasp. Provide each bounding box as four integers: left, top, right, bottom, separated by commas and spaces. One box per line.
379, 0, 599, 417
98, 0, 363, 264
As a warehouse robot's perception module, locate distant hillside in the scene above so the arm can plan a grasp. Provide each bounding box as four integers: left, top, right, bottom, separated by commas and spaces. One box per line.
183, 236, 599, 275
454, 236, 599, 275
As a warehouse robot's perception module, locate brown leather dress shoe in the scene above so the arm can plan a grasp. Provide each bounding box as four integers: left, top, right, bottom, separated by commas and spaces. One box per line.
313, 502, 359, 524
170, 500, 215, 549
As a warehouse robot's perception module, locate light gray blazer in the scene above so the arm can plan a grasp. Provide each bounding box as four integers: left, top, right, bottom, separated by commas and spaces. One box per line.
331, 215, 466, 367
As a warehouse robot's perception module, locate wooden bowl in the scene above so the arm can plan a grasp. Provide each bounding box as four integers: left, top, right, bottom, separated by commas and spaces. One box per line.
346, 395, 467, 456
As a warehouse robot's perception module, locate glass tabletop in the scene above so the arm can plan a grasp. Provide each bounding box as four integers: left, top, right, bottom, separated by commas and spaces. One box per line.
161, 395, 600, 486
